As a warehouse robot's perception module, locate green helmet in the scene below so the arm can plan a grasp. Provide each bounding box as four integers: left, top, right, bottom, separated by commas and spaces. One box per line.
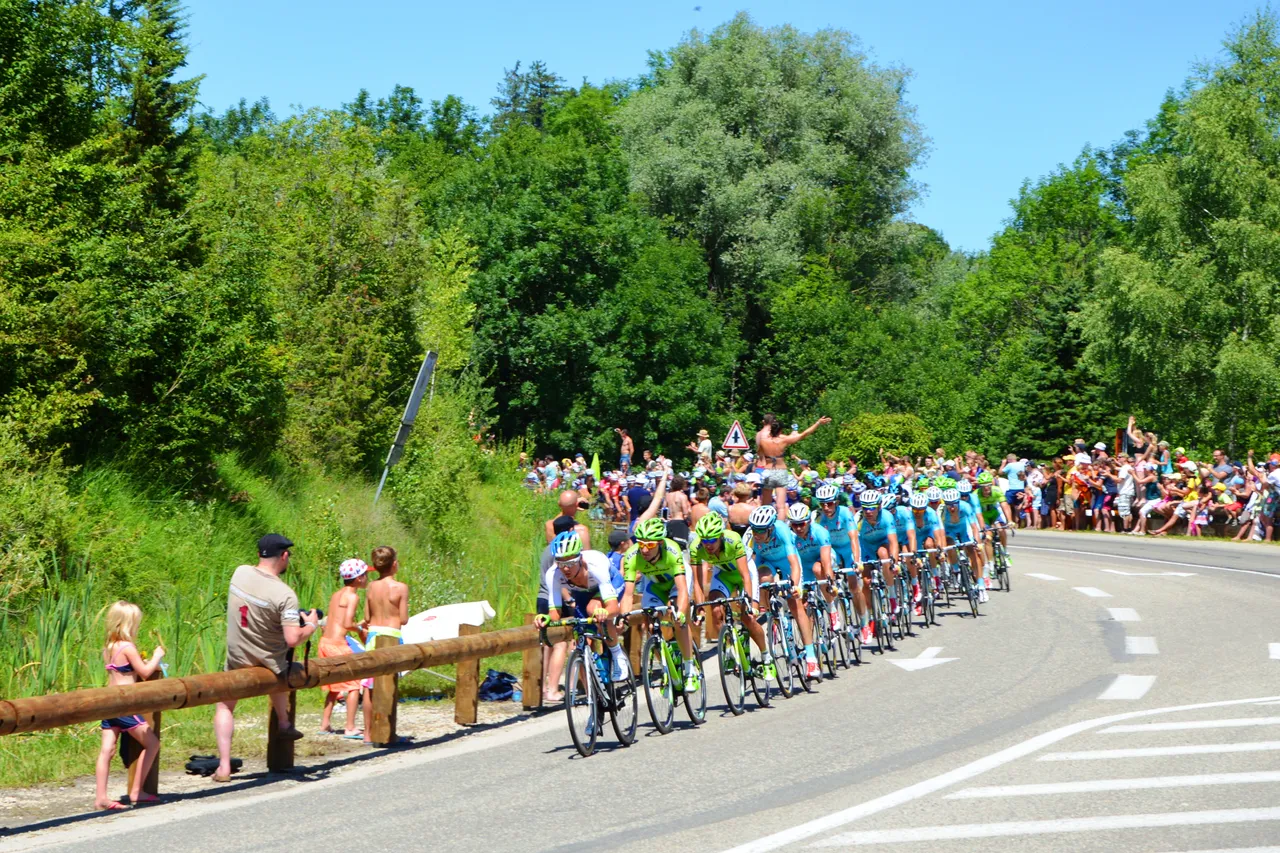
552, 532, 583, 561
694, 512, 725, 540
934, 476, 957, 491
975, 471, 994, 486
633, 518, 667, 543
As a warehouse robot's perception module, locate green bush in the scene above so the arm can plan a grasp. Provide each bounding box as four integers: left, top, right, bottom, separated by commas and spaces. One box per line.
830, 412, 933, 468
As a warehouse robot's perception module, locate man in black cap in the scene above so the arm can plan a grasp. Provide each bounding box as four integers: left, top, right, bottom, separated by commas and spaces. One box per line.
213, 533, 319, 782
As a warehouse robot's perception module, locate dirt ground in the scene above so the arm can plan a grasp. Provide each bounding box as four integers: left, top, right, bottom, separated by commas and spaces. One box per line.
0, 700, 532, 833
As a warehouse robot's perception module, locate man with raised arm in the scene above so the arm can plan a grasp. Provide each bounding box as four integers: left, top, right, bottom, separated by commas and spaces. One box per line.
755, 414, 832, 513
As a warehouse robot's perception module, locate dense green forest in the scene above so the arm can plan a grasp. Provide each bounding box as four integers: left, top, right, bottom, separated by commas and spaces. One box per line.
4, 3, 1280, 649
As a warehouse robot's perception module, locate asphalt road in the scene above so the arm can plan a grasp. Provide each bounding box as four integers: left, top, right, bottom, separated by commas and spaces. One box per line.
5, 531, 1280, 853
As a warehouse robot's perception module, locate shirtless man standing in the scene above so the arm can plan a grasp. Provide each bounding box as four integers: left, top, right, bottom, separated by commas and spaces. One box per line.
615, 428, 634, 474
364, 546, 408, 744
756, 414, 832, 512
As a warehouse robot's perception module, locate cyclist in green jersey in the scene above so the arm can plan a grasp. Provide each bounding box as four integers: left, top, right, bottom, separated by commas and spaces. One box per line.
620, 518, 700, 692
974, 471, 1013, 568
690, 513, 768, 667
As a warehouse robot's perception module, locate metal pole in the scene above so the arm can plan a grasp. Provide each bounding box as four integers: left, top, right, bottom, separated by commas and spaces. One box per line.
373, 350, 438, 506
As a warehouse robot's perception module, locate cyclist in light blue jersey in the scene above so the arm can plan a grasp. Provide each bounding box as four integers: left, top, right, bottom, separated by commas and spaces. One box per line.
747, 504, 818, 678
956, 478, 990, 586
855, 490, 899, 645
886, 491, 921, 605
909, 491, 947, 601
814, 484, 859, 568
787, 502, 840, 632
940, 488, 985, 601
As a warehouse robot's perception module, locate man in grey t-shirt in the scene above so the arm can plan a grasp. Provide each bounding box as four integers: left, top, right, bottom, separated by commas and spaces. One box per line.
213, 534, 319, 783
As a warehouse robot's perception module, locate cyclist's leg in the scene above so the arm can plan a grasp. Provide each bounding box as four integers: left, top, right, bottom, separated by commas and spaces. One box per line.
705, 566, 726, 639
672, 574, 694, 662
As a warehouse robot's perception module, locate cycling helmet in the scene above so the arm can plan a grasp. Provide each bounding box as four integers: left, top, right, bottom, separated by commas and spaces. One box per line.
914, 475, 930, 490
975, 471, 994, 486
553, 533, 583, 561
934, 476, 957, 491
859, 489, 881, 508
816, 484, 838, 503
865, 472, 885, 489
926, 486, 943, 502
841, 474, 857, 486
851, 481, 866, 494
880, 492, 898, 510
956, 479, 973, 494
633, 518, 667, 543
942, 488, 961, 505
787, 502, 812, 524
749, 505, 778, 529
694, 512, 725, 540
909, 492, 929, 509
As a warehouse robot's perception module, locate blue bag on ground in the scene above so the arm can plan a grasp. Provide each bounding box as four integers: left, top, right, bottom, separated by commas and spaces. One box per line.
477, 668, 519, 701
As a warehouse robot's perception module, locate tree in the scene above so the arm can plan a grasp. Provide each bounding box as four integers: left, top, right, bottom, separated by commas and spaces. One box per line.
490, 60, 565, 131
829, 413, 932, 468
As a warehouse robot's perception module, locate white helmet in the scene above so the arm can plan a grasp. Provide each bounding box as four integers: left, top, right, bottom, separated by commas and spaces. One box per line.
909, 492, 928, 509
925, 486, 943, 502
749, 505, 778, 529
859, 489, 881, 508
942, 488, 962, 504
956, 479, 973, 494
787, 502, 812, 523
816, 484, 838, 502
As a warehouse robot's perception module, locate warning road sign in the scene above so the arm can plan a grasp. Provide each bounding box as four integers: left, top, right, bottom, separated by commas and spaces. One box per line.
722, 420, 750, 450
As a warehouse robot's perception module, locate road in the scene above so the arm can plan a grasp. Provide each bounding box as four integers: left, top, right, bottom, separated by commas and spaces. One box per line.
4, 531, 1280, 853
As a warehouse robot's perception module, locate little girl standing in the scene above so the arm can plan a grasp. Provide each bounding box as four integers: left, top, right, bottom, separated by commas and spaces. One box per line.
95, 600, 165, 811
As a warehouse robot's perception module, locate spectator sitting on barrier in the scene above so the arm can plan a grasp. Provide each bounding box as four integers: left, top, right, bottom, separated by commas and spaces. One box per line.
319, 559, 371, 741
214, 534, 317, 783
95, 601, 164, 811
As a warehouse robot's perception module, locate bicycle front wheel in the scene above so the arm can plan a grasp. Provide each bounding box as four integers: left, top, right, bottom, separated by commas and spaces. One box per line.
744, 628, 770, 708
609, 660, 638, 746
831, 601, 850, 669
641, 634, 675, 734
682, 646, 707, 724
717, 623, 746, 716
766, 614, 795, 698
564, 650, 599, 757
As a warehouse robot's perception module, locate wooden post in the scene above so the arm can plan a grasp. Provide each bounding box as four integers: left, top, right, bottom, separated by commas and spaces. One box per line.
123, 670, 162, 799
521, 614, 542, 711
628, 618, 643, 674
369, 635, 399, 745
266, 690, 296, 772
454, 624, 480, 726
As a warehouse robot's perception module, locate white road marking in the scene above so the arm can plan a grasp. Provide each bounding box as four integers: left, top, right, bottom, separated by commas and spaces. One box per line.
1010, 544, 1280, 581
717, 695, 1280, 853
1040, 741, 1280, 761
1107, 607, 1140, 621
1025, 572, 1063, 581
1102, 717, 1280, 734
1098, 674, 1156, 700
887, 647, 957, 671
1100, 569, 1197, 577
1073, 586, 1112, 598
1125, 636, 1159, 655
1155, 848, 1280, 853
1270, 643, 1280, 660
945, 770, 1280, 799
811, 806, 1280, 846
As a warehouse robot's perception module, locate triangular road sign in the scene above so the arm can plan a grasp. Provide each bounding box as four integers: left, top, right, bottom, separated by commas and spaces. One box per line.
722, 420, 750, 450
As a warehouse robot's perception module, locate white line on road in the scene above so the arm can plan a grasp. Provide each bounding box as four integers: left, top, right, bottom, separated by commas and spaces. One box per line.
1107, 607, 1140, 621
810, 806, 1280, 846
1270, 643, 1280, 660
945, 770, 1280, 799
717, 695, 1280, 853
1025, 572, 1063, 581
1155, 848, 1280, 853
1040, 741, 1280, 761
1102, 717, 1280, 734
1073, 586, 1112, 598
1009, 544, 1280, 581
1125, 636, 1159, 655
1100, 569, 1197, 577
1098, 674, 1156, 700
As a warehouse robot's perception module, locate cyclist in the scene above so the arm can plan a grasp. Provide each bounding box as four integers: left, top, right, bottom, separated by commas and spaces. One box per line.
619, 518, 701, 692
940, 488, 985, 602
885, 491, 920, 606
787, 502, 839, 631
814, 484, 860, 570
956, 478, 990, 584
747, 504, 819, 680
974, 471, 1013, 584
855, 489, 900, 645
534, 533, 629, 679
689, 512, 769, 676
909, 491, 947, 600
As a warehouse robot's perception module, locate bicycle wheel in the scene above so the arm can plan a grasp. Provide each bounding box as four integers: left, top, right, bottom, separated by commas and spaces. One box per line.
641, 634, 675, 734
564, 650, 599, 757
682, 646, 707, 724
964, 570, 980, 618
831, 601, 850, 669
817, 606, 838, 679
841, 599, 863, 664
608, 661, 638, 746
874, 590, 894, 653
743, 628, 770, 708
767, 613, 795, 698
789, 615, 815, 693
896, 578, 912, 638
998, 546, 1012, 592
717, 623, 746, 716
939, 568, 952, 608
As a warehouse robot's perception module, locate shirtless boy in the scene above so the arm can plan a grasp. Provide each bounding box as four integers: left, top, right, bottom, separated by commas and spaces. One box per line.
320, 559, 370, 738
365, 546, 409, 643
755, 414, 832, 512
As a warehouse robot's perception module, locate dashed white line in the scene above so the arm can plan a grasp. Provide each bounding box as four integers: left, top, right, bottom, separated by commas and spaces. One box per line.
811, 806, 1280, 846
1125, 636, 1159, 655
1270, 643, 1280, 660
1009, 544, 1280, 581
1073, 586, 1112, 598
1098, 674, 1156, 701
945, 770, 1280, 799
1102, 717, 1280, 734
1040, 741, 1280, 761
1107, 607, 1141, 621
1025, 572, 1063, 581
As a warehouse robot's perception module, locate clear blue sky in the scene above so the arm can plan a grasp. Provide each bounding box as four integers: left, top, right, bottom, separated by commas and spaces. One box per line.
182, 0, 1265, 253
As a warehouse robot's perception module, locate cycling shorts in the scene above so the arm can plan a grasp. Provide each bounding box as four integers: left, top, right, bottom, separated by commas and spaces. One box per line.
710, 564, 759, 601
831, 544, 854, 570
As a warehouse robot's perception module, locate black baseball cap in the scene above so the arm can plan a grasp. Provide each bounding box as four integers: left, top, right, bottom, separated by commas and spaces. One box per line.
607, 529, 632, 549
258, 533, 294, 558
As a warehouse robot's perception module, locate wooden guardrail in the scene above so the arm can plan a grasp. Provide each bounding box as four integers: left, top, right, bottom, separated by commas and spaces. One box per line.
0, 623, 572, 794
